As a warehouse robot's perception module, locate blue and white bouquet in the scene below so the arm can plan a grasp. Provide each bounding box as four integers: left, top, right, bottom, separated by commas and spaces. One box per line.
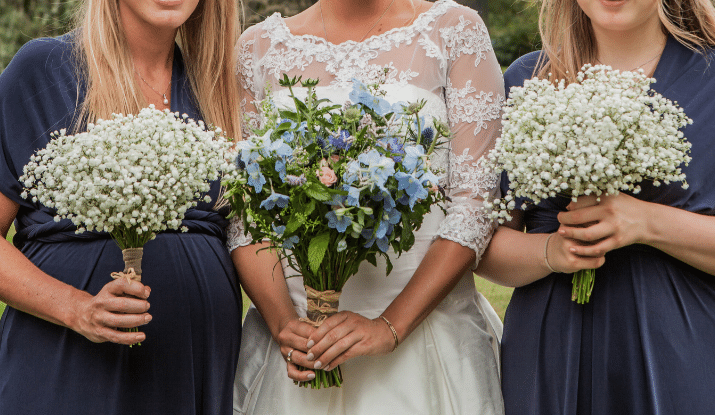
223, 74, 450, 388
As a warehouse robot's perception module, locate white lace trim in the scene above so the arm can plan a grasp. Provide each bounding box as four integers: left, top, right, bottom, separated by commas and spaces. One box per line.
437, 200, 496, 261
446, 80, 504, 135
227, 216, 253, 252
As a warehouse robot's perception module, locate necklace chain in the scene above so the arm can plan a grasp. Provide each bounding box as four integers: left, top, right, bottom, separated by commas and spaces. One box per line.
595, 43, 665, 73
134, 65, 171, 106
320, 0, 416, 44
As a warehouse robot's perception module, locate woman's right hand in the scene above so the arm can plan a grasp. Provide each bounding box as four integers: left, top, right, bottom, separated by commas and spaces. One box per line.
71, 277, 151, 345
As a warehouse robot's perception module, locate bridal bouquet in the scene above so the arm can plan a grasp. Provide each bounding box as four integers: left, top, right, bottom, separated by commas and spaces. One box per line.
223, 74, 449, 388
21, 106, 233, 337
485, 64, 692, 304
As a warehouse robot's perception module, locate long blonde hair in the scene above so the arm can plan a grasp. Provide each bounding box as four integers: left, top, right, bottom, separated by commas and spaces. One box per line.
535, 0, 715, 83
73, 0, 240, 140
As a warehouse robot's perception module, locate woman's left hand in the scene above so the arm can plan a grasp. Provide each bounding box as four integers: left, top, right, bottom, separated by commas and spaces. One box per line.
557, 193, 648, 257
303, 311, 395, 371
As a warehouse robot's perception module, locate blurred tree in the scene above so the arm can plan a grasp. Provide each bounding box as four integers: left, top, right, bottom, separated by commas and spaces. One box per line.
0, 0, 77, 72
488, 0, 541, 66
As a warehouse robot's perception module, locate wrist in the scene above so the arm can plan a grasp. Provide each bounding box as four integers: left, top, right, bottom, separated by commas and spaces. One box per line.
378, 315, 399, 352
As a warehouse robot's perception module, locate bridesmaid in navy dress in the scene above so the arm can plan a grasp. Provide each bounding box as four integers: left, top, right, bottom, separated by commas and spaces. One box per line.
476, 0, 715, 413
0, 0, 241, 414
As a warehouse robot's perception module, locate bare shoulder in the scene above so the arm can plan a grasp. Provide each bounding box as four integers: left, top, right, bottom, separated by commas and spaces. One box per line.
282, 3, 323, 37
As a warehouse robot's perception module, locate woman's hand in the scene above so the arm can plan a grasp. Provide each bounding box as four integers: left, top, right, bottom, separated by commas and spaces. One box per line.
71, 277, 152, 345
273, 317, 319, 382
301, 311, 395, 372
557, 193, 647, 258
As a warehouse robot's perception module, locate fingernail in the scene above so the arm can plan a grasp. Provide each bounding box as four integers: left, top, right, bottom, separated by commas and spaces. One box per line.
324, 365, 330, 371
145, 315, 152, 323
314, 361, 322, 369
307, 373, 316, 380
306, 352, 314, 361
307, 340, 315, 348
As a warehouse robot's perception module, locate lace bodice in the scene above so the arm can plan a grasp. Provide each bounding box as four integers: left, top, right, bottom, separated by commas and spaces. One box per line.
228, 0, 504, 262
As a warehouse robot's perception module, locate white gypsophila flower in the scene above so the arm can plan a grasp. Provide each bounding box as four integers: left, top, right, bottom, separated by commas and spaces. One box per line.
485, 65, 692, 223
20, 106, 235, 248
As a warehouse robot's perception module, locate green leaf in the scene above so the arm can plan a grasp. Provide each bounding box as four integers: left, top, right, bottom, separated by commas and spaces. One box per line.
304, 183, 332, 202
308, 232, 331, 273
400, 214, 415, 251
285, 217, 302, 235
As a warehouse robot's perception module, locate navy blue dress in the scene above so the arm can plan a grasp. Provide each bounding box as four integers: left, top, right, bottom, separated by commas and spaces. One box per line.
501, 36, 715, 415
0, 35, 241, 414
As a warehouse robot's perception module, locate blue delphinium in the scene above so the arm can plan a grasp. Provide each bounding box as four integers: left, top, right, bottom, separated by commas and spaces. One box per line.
246, 163, 266, 193
282, 235, 300, 249
395, 171, 428, 209
326, 210, 353, 233
260, 191, 290, 210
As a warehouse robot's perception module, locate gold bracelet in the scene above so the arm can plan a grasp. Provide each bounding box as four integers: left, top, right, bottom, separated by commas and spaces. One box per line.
544, 233, 557, 273
379, 315, 399, 351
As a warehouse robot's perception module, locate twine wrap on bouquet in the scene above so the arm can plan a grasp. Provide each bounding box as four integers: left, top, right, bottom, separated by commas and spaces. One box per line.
300, 286, 341, 327
110, 248, 143, 282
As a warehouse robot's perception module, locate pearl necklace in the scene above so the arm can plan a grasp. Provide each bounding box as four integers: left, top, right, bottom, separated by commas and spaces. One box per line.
134, 66, 171, 106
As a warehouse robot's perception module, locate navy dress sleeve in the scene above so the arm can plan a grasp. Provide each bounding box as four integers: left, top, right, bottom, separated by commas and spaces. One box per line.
501, 37, 715, 415
0, 35, 241, 415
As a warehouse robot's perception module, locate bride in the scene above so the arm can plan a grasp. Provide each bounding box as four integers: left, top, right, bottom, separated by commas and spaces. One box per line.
229, 0, 505, 413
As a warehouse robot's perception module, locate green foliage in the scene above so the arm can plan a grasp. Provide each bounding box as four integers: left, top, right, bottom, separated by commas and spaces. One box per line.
488, 0, 541, 67
0, 0, 78, 72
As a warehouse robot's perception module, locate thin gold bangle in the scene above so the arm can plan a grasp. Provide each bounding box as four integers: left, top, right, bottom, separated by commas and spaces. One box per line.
379, 315, 399, 351
544, 233, 557, 273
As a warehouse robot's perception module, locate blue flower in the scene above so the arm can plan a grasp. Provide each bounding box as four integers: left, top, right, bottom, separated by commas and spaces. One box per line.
326, 210, 352, 233
402, 144, 426, 172
282, 235, 300, 249
330, 130, 353, 151
260, 191, 290, 210
346, 185, 362, 207
359, 149, 395, 191
246, 163, 266, 193
272, 223, 286, 235
275, 159, 287, 180
421, 126, 435, 149
375, 207, 401, 239
386, 136, 405, 163
395, 171, 428, 209
349, 79, 393, 116
234, 153, 246, 170
361, 228, 390, 253
264, 138, 293, 158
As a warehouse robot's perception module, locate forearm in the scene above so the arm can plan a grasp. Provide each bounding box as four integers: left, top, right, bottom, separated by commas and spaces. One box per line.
642, 202, 715, 275
0, 237, 87, 328
379, 238, 477, 344
475, 226, 553, 287
232, 242, 298, 340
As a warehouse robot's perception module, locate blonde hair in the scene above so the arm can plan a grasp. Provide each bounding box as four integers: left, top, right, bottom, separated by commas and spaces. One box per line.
72, 0, 240, 140
535, 0, 715, 83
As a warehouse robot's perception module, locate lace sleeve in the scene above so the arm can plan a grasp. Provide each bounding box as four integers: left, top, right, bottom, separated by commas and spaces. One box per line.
227, 216, 253, 252
236, 27, 262, 140
437, 11, 504, 263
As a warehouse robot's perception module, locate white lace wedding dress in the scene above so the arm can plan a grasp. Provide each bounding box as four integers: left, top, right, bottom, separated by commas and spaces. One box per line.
228, 1, 505, 413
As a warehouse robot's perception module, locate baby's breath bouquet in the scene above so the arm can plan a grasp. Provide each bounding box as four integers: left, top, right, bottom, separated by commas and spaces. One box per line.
224, 74, 449, 388
21, 105, 233, 303
485, 64, 692, 304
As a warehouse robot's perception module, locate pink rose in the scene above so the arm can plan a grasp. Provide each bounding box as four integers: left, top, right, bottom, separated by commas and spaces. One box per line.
317, 166, 337, 187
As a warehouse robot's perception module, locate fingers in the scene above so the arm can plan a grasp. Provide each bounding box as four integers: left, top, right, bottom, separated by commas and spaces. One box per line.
566, 194, 599, 211
281, 347, 317, 382
105, 277, 151, 300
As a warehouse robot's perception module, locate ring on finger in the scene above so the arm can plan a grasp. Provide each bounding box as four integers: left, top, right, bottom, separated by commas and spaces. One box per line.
286, 348, 294, 363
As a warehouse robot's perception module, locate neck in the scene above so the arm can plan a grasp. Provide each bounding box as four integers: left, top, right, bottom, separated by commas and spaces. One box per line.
119, 7, 176, 72
323, 0, 400, 22
593, 24, 667, 73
